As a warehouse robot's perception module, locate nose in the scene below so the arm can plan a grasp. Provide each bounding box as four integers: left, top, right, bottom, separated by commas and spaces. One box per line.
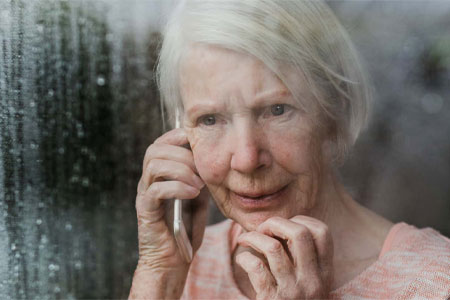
229, 121, 271, 173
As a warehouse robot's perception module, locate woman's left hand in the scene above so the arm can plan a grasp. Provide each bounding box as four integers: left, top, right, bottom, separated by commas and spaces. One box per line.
236, 215, 334, 299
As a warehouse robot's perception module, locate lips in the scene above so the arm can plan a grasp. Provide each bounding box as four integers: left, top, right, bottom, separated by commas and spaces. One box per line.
234, 188, 282, 199
230, 184, 289, 209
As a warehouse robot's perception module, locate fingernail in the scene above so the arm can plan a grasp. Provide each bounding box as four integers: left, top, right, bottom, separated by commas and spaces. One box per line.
187, 186, 200, 196
193, 176, 205, 189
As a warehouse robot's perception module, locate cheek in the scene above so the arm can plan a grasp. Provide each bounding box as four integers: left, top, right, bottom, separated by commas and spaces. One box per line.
268, 128, 316, 174
188, 131, 229, 185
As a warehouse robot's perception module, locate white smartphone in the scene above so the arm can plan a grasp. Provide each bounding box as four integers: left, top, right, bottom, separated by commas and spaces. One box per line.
173, 110, 193, 263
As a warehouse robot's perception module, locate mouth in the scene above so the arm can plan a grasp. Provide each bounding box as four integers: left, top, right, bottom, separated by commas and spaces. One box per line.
230, 184, 289, 209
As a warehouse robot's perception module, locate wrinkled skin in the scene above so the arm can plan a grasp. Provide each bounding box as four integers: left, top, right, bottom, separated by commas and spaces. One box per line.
129, 44, 391, 299
179, 44, 334, 298
129, 129, 209, 299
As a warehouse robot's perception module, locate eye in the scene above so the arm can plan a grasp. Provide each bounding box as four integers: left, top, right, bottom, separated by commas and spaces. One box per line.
199, 115, 216, 126
270, 104, 285, 116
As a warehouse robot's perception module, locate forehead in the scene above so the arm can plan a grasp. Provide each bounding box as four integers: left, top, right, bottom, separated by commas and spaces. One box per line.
179, 44, 289, 103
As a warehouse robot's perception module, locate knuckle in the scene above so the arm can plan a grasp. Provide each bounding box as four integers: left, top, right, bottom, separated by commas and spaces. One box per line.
143, 144, 157, 164
145, 143, 155, 157
147, 158, 159, 171
146, 160, 159, 182
267, 240, 283, 255
267, 216, 283, 224
293, 226, 310, 241
249, 258, 265, 273
147, 183, 161, 199
316, 223, 330, 238
153, 134, 166, 144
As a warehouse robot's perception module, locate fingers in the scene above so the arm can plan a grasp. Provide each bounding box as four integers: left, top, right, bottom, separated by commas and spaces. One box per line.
237, 231, 295, 288
143, 143, 197, 176
235, 251, 276, 298
257, 217, 320, 278
138, 159, 204, 194
237, 216, 333, 298
289, 215, 334, 278
137, 128, 204, 215
136, 181, 201, 213
153, 127, 189, 146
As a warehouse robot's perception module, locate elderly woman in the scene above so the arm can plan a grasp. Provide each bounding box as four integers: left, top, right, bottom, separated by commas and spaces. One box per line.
129, 1, 450, 299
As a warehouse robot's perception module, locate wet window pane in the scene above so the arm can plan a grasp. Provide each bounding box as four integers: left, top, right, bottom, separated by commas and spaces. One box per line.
0, 0, 449, 298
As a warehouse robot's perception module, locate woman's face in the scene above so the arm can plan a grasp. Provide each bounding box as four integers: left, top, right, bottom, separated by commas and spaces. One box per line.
180, 44, 325, 231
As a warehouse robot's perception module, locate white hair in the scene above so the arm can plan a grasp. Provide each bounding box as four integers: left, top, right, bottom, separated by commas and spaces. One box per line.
157, 0, 372, 164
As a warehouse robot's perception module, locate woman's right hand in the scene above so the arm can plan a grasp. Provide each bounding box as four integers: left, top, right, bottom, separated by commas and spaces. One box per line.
129, 128, 208, 299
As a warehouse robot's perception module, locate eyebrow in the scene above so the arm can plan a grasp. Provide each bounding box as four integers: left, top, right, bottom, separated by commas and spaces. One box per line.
185, 89, 292, 116
186, 103, 220, 117
253, 89, 291, 104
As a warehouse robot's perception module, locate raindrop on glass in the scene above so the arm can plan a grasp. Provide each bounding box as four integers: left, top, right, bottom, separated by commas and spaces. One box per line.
97, 75, 106, 86
81, 177, 90, 187
65, 223, 72, 231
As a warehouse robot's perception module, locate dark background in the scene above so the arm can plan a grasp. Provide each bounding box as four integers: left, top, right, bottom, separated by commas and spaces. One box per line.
0, 0, 449, 299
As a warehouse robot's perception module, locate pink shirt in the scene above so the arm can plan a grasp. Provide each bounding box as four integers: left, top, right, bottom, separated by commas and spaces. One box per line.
182, 219, 450, 299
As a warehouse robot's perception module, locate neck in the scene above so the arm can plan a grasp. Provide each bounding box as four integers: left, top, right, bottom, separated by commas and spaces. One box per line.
307, 168, 394, 288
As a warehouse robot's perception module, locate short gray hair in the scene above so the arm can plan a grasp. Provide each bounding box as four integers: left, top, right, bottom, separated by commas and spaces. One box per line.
157, 0, 372, 164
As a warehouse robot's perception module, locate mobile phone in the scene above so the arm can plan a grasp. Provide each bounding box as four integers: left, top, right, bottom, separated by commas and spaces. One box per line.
173, 110, 193, 263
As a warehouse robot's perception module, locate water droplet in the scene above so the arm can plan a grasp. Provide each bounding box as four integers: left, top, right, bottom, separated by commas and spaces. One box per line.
65, 223, 72, 231
97, 76, 105, 86
15, 252, 21, 258
54, 286, 61, 293
48, 264, 60, 272
81, 177, 90, 187
38, 202, 45, 208
41, 235, 48, 244
30, 143, 38, 150
36, 219, 42, 225
30, 101, 36, 108
36, 24, 44, 33
48, 89, 54, 97
58, 147, 65, 154
74, 261, 82, 270
11, 243, 16, 251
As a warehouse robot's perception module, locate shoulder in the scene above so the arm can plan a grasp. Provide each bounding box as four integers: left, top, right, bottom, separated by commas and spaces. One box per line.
331, 223, 450, 299
387, 223, 450, 262
380, 223, 450, 298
